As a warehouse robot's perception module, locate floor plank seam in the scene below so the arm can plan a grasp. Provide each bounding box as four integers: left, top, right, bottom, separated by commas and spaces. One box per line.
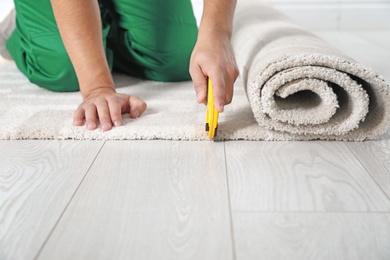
32, 140, 107, 260
343, 141, 390, 203
223, 142, 238, 260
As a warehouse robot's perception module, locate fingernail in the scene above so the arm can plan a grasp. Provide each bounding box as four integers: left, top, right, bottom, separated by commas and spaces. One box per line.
102, 123, 111, 131
134, 110, 140, 118
87, 122, 96, 130
114, 121, 121, 127
217, 104, 224, 112
73, 119, 83, 126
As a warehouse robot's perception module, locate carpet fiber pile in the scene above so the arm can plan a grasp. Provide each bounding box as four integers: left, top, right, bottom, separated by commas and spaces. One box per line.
0, 1, 389, 140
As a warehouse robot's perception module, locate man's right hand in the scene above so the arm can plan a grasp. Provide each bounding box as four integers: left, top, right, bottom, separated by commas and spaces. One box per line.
73, 87, 147, 131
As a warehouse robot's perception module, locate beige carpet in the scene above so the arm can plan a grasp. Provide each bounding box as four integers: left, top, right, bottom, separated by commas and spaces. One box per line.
0, 60, 263, 140
1, 1, 389, 141
233, 0, 390, 141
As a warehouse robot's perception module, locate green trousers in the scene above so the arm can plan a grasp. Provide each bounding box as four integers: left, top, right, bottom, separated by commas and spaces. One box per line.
6, 0, 198, 92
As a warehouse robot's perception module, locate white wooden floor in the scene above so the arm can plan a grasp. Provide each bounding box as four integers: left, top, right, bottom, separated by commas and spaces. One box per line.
1, 30, 390, 260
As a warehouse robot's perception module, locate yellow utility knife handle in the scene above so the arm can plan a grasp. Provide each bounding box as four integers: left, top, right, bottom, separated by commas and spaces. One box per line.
205, 78, 219, 138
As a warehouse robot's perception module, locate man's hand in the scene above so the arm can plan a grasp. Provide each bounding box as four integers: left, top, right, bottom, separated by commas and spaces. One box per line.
52, 0, 148, 131
190, 32, 239, 112
73, 87, 147, 131
190, 0, 239, 113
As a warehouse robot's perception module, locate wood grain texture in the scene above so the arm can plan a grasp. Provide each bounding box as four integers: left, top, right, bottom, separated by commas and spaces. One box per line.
0, 140, 103, 260
38, 141, 233, 260
225, 141, 390, 212
346, 132, 390, 198
233, 212, 390, 260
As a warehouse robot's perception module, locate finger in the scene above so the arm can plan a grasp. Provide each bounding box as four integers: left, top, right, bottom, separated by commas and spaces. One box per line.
190, 65, 207, 105
128, 95, 147, 119
224, 75, 234, 105
84, 104, 98, 130
224, 67, 238, 105
107, 96, 123, 127
208, 70, 226, 112
95, 99, 112, 131
73, 106, 85, 126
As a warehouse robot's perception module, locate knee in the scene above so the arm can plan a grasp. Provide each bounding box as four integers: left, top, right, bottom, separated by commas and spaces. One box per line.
149, 41, 197, 81
10, 32, 80, 92
29, 51, 79, 92
147, 50, 193, 82
133, 24, 198, 82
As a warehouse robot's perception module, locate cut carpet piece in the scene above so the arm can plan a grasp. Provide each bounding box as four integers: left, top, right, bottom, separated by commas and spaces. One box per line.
0, 1, 389, 141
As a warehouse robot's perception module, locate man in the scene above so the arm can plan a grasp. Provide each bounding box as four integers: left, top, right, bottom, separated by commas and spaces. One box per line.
3, 0, 239, 131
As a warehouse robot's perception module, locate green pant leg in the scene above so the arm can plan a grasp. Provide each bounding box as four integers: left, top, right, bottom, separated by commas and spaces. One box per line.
6, 0, 113, 92
101, 0, 198, 82
6, 0, 77, 92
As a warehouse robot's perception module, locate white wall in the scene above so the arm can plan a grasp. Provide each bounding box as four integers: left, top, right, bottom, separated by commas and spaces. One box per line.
267, 0, 390, 29
0, 0, 13, 21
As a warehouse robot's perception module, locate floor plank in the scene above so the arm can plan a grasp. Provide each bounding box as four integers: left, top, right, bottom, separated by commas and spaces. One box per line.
225, 141, 390, 212
37, 141, 233, 260
0, 140, 103, 260
233, 212, 390, 260
346, 132, 390, 199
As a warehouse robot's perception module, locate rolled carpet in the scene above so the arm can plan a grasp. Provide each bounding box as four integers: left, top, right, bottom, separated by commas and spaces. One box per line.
232, 0, 390, 140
